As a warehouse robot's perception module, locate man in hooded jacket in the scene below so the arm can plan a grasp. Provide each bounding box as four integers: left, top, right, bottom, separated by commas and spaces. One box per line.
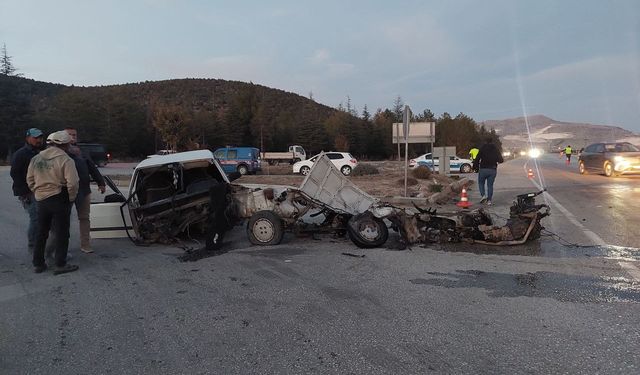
27, 131, 80, 275
472, 137, 504, 206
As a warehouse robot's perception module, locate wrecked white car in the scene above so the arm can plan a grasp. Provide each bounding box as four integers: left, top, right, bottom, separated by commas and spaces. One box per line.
90, 150, 390, 248
91, 150, 550, 250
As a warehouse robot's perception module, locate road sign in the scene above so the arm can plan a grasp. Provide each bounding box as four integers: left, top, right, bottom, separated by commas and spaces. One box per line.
392, 122, 435, 144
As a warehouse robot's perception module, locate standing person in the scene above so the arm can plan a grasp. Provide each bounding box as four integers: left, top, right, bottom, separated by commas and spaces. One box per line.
469, 147, 479, 161
10, 128, 45, 255
27, 131, 80, 274
64, 127, 106, 253
472, 137, 504, 206
564, 145, 572, 165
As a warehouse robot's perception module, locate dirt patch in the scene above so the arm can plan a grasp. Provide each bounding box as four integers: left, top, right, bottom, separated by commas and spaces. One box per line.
238, 161, 465, 199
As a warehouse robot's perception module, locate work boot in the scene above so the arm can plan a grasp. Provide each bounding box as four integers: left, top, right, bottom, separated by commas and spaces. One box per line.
33, 264, 47, 274
479, 196, 487, 204
53, 264, 79, 275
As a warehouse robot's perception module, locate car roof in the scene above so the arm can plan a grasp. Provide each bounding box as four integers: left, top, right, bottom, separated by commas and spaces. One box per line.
136, 150, 217, 170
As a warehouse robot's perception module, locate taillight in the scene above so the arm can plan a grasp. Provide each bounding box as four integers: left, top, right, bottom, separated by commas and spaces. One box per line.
351, 159, 357, 163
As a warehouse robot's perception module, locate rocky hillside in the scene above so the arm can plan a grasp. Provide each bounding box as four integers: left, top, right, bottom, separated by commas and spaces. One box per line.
481, 115, 639, 150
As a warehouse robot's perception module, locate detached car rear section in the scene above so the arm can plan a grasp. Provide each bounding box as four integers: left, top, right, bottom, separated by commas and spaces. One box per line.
90, 150, 239, 246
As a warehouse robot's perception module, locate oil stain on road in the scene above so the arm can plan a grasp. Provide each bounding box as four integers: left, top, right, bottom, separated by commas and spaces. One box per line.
410, 270, 640, 303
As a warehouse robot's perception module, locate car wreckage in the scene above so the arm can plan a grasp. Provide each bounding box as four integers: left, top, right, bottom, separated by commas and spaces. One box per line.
90, 150, 550, 249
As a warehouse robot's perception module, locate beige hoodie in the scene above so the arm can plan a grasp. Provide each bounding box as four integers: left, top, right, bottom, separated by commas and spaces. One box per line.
27, 146, 79, 202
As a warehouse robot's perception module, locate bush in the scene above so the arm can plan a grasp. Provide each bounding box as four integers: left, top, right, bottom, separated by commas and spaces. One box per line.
412, 165, 432, 179
351, 164, 380, 176
429, 184, 443, 193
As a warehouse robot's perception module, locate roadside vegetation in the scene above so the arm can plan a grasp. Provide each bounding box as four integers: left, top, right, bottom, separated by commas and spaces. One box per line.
1, 50, 500, 162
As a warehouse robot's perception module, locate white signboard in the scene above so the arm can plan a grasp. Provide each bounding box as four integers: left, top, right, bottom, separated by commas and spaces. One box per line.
392, 122, 435, 144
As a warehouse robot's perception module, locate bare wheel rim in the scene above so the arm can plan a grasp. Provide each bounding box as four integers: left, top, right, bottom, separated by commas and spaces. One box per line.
252, 218, 276, 243
357, 222, 381, 241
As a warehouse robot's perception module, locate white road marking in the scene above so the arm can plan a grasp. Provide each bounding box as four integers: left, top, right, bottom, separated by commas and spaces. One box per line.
525, 169, 607, 247
524, 160, 640, 281
619, 262, 640, 282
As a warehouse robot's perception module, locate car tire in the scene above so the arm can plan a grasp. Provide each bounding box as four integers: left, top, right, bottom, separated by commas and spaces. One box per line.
300, 166, 311, 176
603, 161, 615, 177
247, 211, 284, 246
579, 161, 587, 175
347, 213, 389, 248
237, 164, 249, 175
340, 165, 352, 176
460, 164, 472, 173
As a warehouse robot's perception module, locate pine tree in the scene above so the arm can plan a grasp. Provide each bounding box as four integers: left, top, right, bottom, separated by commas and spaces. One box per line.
1, 44, 21, 76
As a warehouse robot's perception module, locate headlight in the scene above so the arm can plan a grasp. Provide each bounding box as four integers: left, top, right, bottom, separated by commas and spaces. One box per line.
528, 148, 541, 158
502, 151, 511, 157
519, 150, 527, 156
614, 156, 625, 162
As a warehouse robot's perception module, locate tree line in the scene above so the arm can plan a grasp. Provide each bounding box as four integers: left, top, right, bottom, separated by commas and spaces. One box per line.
1, 49, 499, 162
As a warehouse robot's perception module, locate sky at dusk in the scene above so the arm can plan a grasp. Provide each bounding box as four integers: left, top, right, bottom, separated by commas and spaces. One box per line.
2, 0, 639, 132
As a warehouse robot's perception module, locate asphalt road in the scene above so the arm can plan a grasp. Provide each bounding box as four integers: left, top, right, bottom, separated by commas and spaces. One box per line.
1, 163, 639, 374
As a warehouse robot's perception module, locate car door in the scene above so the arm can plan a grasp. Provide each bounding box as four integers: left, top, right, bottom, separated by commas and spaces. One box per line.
214, 149, 232, 173
590, 144, 606, 171
326, 152, 345, 169
89, 176, 133, 239
581, 145, 595, 170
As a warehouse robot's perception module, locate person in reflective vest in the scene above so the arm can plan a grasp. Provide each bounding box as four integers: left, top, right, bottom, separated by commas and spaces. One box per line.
564, 145, 572, 165
469, 147, 479, 160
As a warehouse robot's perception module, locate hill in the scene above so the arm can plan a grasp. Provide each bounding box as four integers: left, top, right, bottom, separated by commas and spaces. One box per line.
481, 115, 639, 151
0, 75, 352, 159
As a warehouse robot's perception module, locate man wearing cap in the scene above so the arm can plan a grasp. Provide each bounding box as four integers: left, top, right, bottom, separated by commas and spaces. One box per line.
27, 131, 80, 275
10, 128, 45, 255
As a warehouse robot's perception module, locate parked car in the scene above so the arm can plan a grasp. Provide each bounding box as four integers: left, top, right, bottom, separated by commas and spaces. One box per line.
410, 153, 474, 173
578, 142, 640, 177
213, 146, 261, 175
77, 143, 110, 167
293, 152, 358, 176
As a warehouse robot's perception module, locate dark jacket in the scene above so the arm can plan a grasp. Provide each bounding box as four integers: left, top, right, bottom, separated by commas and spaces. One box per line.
473, 143, 504, 170
69, 149, 106, 203
10, 143, 41, 197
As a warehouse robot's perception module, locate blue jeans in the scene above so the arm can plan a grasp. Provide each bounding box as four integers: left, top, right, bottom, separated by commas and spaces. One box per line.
478, 168, 498, 200
21, 196, 38, 254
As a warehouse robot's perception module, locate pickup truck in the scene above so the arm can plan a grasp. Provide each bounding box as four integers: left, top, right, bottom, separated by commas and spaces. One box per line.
261, 145, 306, 165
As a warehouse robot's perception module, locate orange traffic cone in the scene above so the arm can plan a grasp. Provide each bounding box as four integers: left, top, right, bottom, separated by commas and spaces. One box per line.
527, 168, 534, 179
456, 187, 472, 208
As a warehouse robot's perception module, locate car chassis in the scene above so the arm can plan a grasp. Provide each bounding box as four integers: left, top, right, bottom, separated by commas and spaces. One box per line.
93, 151, 550, 249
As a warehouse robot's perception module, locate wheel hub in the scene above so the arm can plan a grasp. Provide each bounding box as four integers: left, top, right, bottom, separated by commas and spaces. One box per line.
253, 219, 275, 242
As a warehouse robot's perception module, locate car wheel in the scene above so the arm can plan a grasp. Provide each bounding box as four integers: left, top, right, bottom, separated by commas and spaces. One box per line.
247, 211, 284, 245
237, 164, 249, 175
300, 166, 311, 175
347, 213, 389, 248
579, 161, 587, 175
460, 164, 472, 173
603, 161, 615, 177
340, 165, 352, 176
